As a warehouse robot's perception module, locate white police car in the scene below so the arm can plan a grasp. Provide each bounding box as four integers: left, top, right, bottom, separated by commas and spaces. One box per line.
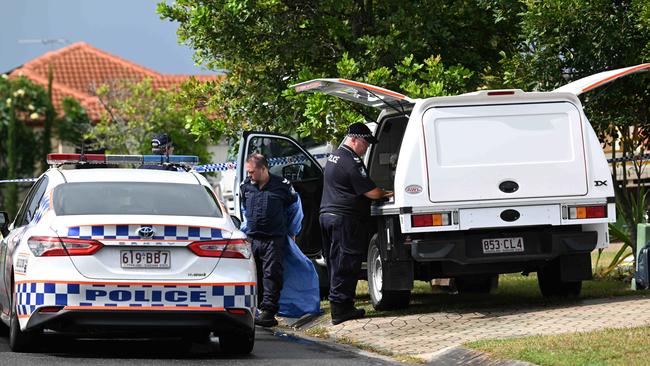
0, 154, 255, 354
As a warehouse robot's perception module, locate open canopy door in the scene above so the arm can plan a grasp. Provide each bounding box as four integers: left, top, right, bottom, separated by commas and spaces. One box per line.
292, 78, 415, 111
553, 63, 650, 96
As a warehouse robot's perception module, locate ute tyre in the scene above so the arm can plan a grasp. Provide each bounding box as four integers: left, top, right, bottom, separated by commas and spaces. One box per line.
454, 275, 499, 294
219, 332, 255, 355
367, 235, 410, 310
9, 288, 41, 352
537, 261, 582, 298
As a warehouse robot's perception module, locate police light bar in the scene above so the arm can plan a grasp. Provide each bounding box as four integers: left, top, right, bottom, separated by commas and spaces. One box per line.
47, 154, 199, 166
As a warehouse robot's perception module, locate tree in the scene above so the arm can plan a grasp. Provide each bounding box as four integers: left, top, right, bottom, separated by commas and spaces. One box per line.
0, 75, 47, 217
158, 0, 524, 143
89, 78, 212, 162
494, 0, 650, 273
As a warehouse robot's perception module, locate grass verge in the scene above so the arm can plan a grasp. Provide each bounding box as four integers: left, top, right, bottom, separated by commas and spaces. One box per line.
465, 325, 650, 366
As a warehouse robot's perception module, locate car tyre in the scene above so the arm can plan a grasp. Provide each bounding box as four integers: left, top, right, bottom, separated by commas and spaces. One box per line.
9, 285, 41, 352
367, 235, 410, 310
219, 331, 255, 355
537, 261, 582, 297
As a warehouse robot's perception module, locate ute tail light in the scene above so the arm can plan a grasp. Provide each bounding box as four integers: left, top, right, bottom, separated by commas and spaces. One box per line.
27, 236, 103, 257
411, 212, 452, 227
568, 205, 607, 219
188, 239, 251, 259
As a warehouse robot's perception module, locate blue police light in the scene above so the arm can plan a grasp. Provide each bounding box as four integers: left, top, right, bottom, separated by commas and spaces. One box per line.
47, 153, 199, 167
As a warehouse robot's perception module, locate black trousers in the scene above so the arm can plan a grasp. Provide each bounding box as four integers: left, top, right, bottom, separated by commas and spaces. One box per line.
319, 213, 367, 304
250, 235, 286, 314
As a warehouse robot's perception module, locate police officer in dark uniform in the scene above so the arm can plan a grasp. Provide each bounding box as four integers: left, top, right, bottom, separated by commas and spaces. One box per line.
320, 123, 393, 325
240, 153, 298, 327
140, 133, 178, 171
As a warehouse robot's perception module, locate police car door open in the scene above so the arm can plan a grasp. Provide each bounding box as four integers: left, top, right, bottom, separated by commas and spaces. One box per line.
292, 79, 416, 112
235, 131, 324, 256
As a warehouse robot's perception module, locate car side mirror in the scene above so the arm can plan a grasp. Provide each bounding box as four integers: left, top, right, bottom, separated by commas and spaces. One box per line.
0, 211, 9, 237
230, 215, 242, 229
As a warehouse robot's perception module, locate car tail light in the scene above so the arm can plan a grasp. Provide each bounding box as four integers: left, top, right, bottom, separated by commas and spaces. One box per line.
188, 239, 251, 259
568, 205, 607, 219
411, 212, 452, 227
27, 236, 103, 257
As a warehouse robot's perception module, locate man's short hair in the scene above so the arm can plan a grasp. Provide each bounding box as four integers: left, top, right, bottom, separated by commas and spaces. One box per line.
246, 153, 269, 169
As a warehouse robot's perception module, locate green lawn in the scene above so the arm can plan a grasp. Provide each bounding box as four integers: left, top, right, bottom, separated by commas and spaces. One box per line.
466, 326, 650, 366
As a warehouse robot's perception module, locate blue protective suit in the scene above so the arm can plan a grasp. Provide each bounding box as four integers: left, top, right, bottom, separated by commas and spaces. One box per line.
241, 195, 320, 317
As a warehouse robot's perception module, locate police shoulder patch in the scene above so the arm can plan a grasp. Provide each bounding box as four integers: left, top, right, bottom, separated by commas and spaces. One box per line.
359, 167, 367, 178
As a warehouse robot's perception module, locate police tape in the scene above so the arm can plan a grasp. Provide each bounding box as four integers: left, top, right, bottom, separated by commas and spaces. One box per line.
194, 153, 331, 173
0, 178, 38, 184
607, 154, 650, 163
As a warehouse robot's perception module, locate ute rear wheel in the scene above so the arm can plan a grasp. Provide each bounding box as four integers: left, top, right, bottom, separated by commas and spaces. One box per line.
367, 235, 410, 310
537, 262, 582, 297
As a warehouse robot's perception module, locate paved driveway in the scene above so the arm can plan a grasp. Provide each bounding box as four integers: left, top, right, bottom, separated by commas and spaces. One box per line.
303, 295, 650, 362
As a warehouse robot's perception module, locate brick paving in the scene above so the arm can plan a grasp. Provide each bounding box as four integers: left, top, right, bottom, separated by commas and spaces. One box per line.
306, 295, 650, 362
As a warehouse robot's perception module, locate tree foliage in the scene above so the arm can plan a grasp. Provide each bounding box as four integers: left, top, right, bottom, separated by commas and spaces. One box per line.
495, 0, 650, 268
158, 0, 524, 143
0, 75, 47, 217
89, 78, 212, 162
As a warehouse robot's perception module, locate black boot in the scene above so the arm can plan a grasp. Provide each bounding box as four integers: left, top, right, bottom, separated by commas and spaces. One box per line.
331, 302, 365, 325
255, 310, 278, 327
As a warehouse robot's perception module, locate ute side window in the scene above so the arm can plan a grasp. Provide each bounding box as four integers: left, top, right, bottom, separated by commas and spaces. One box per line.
369, 115, 409, 190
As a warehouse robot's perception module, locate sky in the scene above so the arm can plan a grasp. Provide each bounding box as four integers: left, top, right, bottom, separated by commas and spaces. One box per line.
0, 0, 216, 75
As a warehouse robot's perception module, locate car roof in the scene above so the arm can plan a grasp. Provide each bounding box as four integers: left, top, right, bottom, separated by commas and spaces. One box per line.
55, 168, 202, 185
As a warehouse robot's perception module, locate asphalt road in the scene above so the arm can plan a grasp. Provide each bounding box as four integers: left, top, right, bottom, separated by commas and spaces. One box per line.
0, 327, 399, 366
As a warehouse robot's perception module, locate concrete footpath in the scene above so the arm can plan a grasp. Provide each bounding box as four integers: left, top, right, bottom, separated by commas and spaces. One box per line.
282, 294, 650, 364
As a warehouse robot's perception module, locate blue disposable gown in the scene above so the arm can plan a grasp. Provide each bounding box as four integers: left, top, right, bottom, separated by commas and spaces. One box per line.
241, 194, 320, 317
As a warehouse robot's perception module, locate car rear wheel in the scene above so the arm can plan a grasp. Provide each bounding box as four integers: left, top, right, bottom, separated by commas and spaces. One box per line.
537, 261, 582, 297
9, 282, 41, 352
367, 235, 410, 310
219, 331, 255, 355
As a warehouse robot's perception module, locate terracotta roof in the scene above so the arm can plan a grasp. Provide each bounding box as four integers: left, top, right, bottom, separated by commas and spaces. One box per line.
8, 42, 221, 121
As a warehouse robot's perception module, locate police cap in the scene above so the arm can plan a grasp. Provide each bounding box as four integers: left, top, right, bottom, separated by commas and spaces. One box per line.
346, 123, 378, 144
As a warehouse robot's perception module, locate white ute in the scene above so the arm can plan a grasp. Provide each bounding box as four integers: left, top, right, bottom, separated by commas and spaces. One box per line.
236, 64, 648, 310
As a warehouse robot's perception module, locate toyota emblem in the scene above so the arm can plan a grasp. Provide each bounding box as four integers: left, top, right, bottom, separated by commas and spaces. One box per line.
137, 226, 155, 239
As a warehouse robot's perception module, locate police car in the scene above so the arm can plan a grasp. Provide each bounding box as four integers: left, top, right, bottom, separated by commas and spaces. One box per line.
0, 153, 255, 354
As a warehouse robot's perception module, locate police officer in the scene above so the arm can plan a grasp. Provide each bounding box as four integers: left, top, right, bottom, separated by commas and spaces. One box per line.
140, 133, 178, 171
240, 153, 298, 327
320, 123, 393, 325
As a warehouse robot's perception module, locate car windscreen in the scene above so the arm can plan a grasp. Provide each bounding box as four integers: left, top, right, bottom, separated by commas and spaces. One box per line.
53, 182, 223, 217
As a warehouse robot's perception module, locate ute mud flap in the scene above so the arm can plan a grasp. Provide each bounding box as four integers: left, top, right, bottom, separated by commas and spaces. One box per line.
555, 253, 592, 282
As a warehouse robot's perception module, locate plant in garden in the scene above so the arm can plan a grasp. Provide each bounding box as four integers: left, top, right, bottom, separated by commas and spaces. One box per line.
89, 78, 212, 162
0, 75, 47, 217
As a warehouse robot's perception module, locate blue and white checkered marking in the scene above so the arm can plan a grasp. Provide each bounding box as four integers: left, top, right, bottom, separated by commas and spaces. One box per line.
16, 282, 256, 317
193, 153, 330, 173
65, 225, 225, 241
31, 193, 50, 224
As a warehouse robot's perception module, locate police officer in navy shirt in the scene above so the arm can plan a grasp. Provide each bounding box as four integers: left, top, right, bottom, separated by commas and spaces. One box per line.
240, 153, 298, 327
320, 123, 393, 325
